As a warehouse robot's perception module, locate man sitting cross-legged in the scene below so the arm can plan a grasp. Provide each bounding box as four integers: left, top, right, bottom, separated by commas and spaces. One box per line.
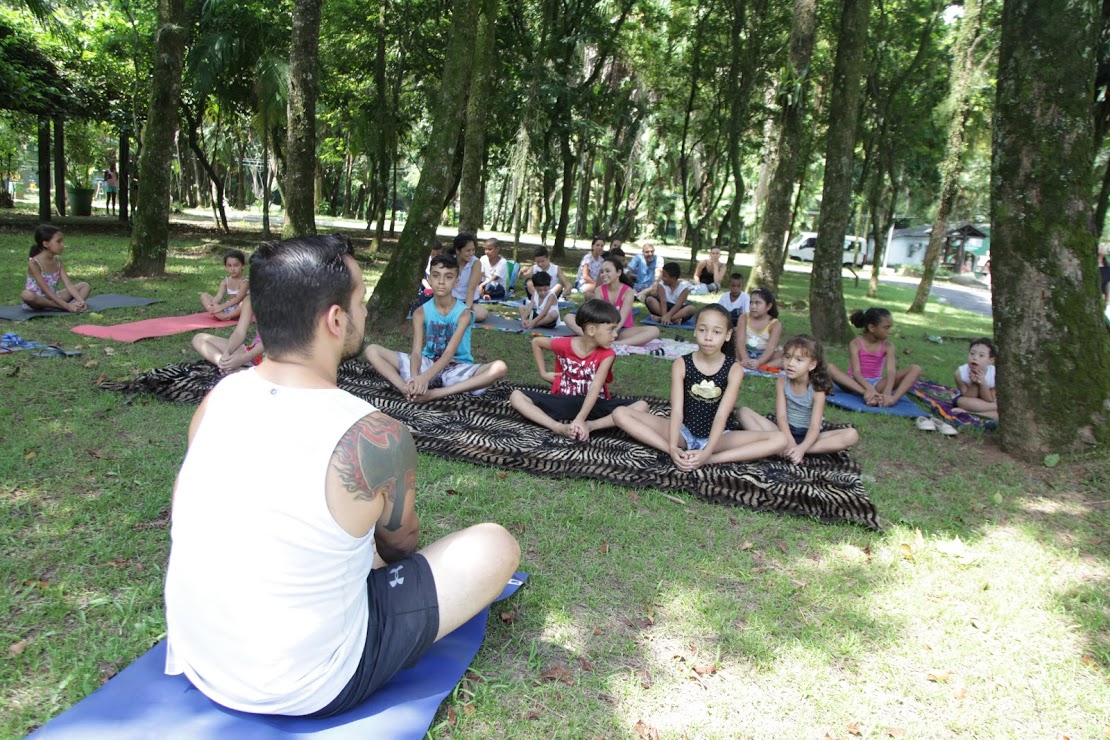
164, 234, 520, 718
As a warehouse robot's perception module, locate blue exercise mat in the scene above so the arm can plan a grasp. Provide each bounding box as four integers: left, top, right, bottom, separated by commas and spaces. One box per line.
0, 294, 158, 322
642, 316, 695, 329
826, 385, 924, 417
30, 572, 529, 740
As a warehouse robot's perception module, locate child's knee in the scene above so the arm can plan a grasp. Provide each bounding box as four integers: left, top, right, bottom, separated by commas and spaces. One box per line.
488, 360, 508, 379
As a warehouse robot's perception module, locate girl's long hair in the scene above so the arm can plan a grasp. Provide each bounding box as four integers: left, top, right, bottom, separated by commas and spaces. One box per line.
30, 224, 61, 257
782, 334, 833, 394
749, 287, 779, 318
696, 303, 737, 358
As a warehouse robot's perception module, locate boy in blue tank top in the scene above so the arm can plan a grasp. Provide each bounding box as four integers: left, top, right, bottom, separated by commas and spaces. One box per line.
365, 254, 507, 402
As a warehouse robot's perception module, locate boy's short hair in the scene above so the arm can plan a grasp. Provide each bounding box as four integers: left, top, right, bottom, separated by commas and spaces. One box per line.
609, 246, 625, 258
969, 337, 996, 357
576, 298, 621, 328
430, 254, 459, 271
662, 261, 681, 278
532, 270, 552, 287
533, 246, 549, 259
729, 272, 745, 283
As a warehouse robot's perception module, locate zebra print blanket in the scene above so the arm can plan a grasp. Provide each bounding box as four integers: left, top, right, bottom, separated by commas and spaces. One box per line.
99, 361, 880, 529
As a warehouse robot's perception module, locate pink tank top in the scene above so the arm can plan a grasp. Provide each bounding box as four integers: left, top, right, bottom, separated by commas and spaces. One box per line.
600, 283, 633, 328
853, 343, 886, 379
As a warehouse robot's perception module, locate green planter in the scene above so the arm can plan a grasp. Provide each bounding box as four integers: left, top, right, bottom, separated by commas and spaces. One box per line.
66, 186, 95, 217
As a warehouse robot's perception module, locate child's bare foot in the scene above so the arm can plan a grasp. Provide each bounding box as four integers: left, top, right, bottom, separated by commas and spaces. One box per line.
555, 423, 577, 439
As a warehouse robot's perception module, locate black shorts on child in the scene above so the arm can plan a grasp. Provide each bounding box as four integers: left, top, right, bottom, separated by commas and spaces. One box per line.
520, 389, 639, 421
306, 553, 439, 718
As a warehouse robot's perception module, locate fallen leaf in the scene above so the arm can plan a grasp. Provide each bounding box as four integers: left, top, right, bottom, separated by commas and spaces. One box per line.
9, 640, 27, 655
496, 471, 507, 479
739, 540, 754, 551
446, 705, 457, 726
599, 541, 609, 554
523, 711, 540, 720
23, 451, 36, 461
628, 491, 640, 501
629, 617, 653, 629
1081, 655, 1100, 669
103, 347, 115, 356
847, 721, 862, 735
900, 543, 916, 563
914, 528, 925, 547
464, 670, 484, 684
692, 664, 718, 676
95, 373, 107, 384
592, 627, 602, 636
84, 360, 98, 368
636, 669, 652, 688
791, 579, 807, 588
23, 580, 48, 588
1054, 735, 1070, 740
928, 670, 951, 683
727, 515, 737, 526
445, 488, 459, 495
578, 656, 594, 672
776, 540, 789, 554
499, 610, 517, 625
952, 686, 967, 700
540, 666, 574, 685
884, 728, 907, 738
461, 703, 475, 715
634, 719, 659, 739
1043, 453, 1061, 468
109, 558, 128, 569
863, 545, 873, 563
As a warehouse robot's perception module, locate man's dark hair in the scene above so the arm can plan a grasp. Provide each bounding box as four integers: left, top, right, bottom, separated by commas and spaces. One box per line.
532, 270, 552, 287
430, 253, 459, 271
729, 272, 745, 283
249, 234, 357, 358
662, 261, 681, 278
533, 246, 549, 259
576, 298, 621, 328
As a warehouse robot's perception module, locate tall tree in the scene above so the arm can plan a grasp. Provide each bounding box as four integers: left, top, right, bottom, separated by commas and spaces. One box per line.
991, 0, 1110, 452
283, 0, 321, 237
748, 0, 817, 292
458, 0, 499, 233
124, 0, 186, 277
366, 0, 482, 331
908, 0, 989, 313
809, 0, 870, 344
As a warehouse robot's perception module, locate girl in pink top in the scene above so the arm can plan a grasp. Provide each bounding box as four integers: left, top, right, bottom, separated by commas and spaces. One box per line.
828, 306, 921, 407
565, 256, 659, 346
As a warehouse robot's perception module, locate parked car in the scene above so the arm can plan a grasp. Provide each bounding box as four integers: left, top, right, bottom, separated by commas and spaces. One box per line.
787, 232, 872, 267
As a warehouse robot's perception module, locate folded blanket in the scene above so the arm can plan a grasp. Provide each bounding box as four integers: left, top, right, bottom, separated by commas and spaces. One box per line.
909, 379, 998, 430
99, 362, 879, 529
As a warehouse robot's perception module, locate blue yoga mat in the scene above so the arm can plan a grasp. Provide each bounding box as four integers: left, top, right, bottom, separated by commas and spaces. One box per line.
826, 385, 924, 417
30, 573, 528, 740
643, 316, 695, 329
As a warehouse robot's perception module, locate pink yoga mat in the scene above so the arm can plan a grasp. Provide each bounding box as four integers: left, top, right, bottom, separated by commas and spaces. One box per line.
72, 312, 231, 342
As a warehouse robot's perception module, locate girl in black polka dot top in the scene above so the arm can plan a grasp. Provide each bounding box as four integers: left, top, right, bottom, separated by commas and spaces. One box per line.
613, 304, 785, 470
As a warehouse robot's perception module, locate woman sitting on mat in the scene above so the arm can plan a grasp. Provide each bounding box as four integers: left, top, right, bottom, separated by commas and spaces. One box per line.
828, 306, 921, 407
21, 225, 92, 313
193, 295, 264, 373
565, 256, 658, 346
613, 304, 784, 471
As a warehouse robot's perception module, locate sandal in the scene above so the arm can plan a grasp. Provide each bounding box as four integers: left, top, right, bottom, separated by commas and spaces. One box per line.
935, 419, 958, 436
915, 416, 937, 432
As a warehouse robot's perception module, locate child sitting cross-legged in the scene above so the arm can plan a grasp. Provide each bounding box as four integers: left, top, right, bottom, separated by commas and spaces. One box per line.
365, 253, 507, 402
518, 270, 561, 329
509, 299, 649, 441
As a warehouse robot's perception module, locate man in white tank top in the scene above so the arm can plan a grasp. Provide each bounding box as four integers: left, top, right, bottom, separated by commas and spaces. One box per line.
164, 235, 520, 717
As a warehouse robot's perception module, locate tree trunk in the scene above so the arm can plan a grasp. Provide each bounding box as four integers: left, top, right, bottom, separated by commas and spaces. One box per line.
37, 116, 51, 221
53, 116, 65, 217
908, 0, 984, 313
118, 129, 130, 223
458, 0, 499, 233
283, 0, 322, 238
553, 136, 576, 259
366, 0, 481, 331
748, 0, 816, 292
991, 0, 1110, 452
809, 0, 869, 344
124, 0, 185, 276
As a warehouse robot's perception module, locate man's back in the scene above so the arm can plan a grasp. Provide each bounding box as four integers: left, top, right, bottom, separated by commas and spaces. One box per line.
165, 369, 376, 715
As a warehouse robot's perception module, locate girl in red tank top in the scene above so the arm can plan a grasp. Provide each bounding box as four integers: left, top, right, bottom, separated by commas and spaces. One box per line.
827, 306, 921, 407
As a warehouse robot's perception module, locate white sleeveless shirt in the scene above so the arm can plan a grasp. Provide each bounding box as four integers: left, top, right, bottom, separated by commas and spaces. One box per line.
165, 369, 377, 715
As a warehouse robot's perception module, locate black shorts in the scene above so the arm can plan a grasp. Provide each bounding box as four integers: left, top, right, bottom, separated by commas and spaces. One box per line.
520, 389, 639, 421
307, 553, 440, 717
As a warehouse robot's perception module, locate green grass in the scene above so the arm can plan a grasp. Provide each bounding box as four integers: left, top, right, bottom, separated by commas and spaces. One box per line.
1, 227, 1107, 739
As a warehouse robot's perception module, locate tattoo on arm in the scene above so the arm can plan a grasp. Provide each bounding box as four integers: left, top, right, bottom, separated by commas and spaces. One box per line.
332, 413, 417, 530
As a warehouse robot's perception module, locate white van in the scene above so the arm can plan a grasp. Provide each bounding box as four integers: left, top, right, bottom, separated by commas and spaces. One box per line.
787, 232, 872, 268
